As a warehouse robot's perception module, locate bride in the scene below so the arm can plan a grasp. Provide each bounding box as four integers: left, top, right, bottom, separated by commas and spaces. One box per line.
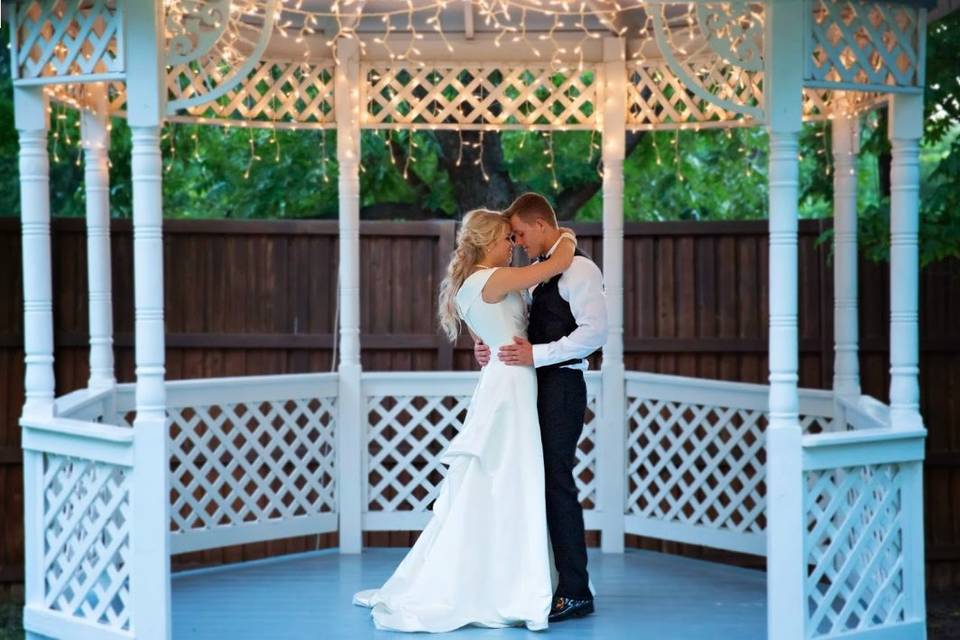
353, 209, 577, 632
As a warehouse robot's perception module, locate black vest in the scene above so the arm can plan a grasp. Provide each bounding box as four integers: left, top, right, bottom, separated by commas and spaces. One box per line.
528, 248, 595, 369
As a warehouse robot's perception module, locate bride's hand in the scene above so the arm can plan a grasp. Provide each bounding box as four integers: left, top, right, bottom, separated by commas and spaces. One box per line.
558, 226, 577, 243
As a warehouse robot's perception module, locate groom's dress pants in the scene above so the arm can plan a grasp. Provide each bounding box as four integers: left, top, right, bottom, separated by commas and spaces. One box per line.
536, 366, 591, 600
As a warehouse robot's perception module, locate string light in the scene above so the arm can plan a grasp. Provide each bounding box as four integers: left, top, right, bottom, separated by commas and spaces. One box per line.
191, 126, 201, 161
543, 130, 559, 191
673, 128, 683, 183
243, 127, 262, 180
321, 127, 331, 183
34, 0, 804, 199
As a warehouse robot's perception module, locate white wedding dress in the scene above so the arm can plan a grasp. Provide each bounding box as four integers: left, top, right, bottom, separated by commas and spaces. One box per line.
353, 267, 553, 632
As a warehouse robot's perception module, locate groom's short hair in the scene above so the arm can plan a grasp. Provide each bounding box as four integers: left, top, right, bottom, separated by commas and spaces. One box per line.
503, 193, 559, 228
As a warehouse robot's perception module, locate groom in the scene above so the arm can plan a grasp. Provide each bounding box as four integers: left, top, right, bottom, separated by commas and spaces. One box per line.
475, 193, 607, 622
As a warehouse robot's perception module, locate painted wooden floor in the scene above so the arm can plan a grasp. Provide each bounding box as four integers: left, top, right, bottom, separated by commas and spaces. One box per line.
172, 548, 767, 639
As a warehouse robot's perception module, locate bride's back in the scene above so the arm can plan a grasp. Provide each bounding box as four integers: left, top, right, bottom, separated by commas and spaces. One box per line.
455, 268, 528, 353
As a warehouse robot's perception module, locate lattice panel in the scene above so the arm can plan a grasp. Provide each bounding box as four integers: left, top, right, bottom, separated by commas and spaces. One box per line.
640, 1, 765, 125
801, 414, 837, 435
42, 454, 131, 632
167, 59, 335, 126
362, 65, 598, 130
808, 1, 922, 89
576, 392, 600, 508
367, 391, 598, 513
168, 397, 337, 534
625, 398, 767, 534
164, 0, 281, 114
628, 58, 763, 129
12, 0, 123, 81
804, 463, 906, 636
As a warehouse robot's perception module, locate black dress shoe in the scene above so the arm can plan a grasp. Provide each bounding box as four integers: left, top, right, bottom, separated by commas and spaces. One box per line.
549, 596, 594, 622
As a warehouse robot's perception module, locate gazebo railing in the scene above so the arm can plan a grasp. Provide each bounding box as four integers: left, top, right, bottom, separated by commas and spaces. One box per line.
115, 373, 339, 555
21, 366, 926, 640
801, 411, 926, 638
21, 404, 133, 639
360, 371, 603, 532
624, 371, 837, 557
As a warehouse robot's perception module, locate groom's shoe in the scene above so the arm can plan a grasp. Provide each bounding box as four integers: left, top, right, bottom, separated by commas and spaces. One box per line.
549, 596, 594, 623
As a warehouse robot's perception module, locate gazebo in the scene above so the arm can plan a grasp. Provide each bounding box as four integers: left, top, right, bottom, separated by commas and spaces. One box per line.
8, 1, 931, 638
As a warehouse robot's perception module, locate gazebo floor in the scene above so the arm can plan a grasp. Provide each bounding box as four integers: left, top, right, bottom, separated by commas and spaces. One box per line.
171, 547, 767, 639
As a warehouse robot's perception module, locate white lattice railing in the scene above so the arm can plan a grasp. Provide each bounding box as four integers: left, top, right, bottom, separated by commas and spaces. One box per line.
145, 374, 340, 554
802, 424, 926, 638
361, 371, 601, 531
21, 413, 134, 640
624, 371, 838, 556
54, 386, 116, 425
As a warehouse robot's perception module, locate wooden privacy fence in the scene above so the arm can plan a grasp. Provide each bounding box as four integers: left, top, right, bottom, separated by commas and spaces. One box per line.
0, 217, 958, 589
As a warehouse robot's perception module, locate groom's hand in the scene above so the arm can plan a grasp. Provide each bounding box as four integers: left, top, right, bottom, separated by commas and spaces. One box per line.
498, 337, 533, 366
474, 340, 491, 367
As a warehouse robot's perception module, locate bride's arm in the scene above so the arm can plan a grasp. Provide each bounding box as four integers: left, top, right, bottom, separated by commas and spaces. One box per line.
481, 234, 576, 303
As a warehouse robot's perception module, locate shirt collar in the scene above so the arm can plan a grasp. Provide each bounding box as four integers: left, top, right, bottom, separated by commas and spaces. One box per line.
544, 235, 564, 259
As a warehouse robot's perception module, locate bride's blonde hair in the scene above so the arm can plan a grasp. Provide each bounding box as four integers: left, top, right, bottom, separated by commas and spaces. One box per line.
438, 209, 511, 342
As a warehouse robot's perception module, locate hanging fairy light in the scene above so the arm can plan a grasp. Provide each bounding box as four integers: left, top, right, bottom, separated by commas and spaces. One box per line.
321, 127, 331, 183
673, 128, 683, 182
543, 130, 559, 191
243, 127, 262, 180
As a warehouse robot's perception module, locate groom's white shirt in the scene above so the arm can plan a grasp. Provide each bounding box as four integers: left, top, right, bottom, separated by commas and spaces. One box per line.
528, 235, 608, 370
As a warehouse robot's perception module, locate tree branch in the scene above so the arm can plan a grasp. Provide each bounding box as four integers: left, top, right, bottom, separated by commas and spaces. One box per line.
554, 130, 647, 220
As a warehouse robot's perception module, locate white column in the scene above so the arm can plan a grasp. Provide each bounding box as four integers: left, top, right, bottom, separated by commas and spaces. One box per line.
887, 90, 927, 632
15, 86, 54, 638
887, 93, 924, 431
335, 37, 364, 554
16, 87, 56, 418
81, 84, 116, 389
599, 36, 626, 554
126, 1, 171, 637
831, 101, 861, 400
764, 3, 805, 639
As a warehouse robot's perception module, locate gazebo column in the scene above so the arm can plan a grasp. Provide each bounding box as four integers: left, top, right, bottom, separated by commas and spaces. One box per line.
80, 83, 116, 389
764, 3, 805, 638
15, 86, 54, 638
888, 92, 927, 625
831, 100, 861, 401
335, 37, 364, 554
599, 36, 626, 554
126, 1, 171, 637
887, 93, 924, 431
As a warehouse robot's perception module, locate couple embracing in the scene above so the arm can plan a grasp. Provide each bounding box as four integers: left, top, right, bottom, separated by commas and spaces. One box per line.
354, 193, 607, 632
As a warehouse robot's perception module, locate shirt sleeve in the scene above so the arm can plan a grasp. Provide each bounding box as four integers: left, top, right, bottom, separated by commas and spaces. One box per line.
531, 257, 608, 368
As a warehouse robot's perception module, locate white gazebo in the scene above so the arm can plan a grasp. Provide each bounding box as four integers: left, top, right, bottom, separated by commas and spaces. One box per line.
8, 1, 931, 638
